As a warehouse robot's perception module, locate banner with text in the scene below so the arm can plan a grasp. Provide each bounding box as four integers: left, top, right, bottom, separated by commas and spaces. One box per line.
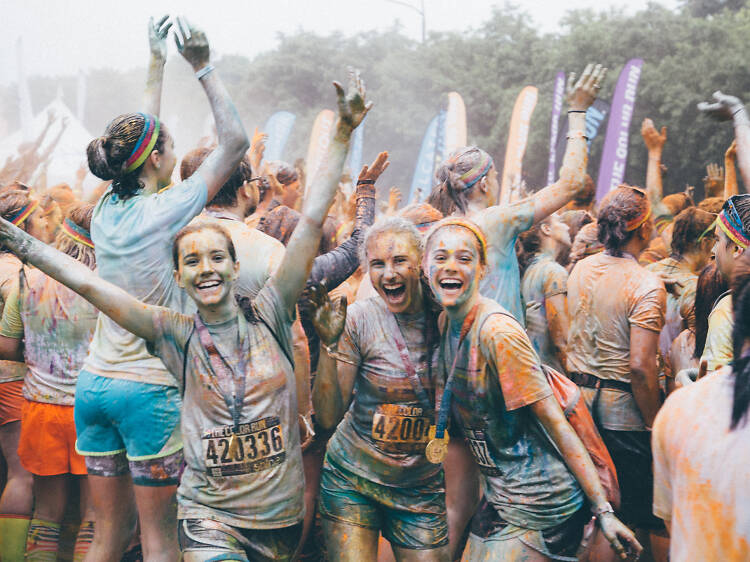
264, 111, 296, 163
596, 58, 643, 201
408, 111, 445, 204
305, 109, 335, 186
547, 72, 565, 185
499, 86, 538, 204
444, 92, 467, 156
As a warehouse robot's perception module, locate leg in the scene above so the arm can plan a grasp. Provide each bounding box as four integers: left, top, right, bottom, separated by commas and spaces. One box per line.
322, 517, 379, 562
24, 474, 71, 560
0, 421, 33, 515
74, 476, 95, 562
444, 439, 479, 559
179, 518, 249, 562
298, 432, 327, 555
393, 544, 451, 561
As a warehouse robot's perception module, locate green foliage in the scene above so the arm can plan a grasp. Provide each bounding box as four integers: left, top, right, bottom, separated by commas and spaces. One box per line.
2, 2, 749, 198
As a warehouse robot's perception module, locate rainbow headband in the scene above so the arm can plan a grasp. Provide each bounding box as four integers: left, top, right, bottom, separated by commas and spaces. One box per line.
625, 203, 652, 232
124, 113, 161, 173
8, 200, 39, 227
61, 218, 94, 249
718, 199, 750, 249
427, 218, 488, 263
653, 215, 672, 234
458, 152, 493, 190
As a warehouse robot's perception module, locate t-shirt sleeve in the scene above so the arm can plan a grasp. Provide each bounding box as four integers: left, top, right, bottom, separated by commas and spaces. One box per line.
252, 282, 296, 365
148, 173, 208, 236
0, 283, 23, 339
542, 262, 568, 297
651, 397, 674, 521
335, 302, 364, 366
146, 307, 195, 391
701, 297, 734, 371
474, 199, 535, 251
629, 281, 666, 333
479, 312, 552, 411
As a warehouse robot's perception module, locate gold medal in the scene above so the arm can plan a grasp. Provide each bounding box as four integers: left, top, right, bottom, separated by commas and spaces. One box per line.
425, 425, 449, 464
228, 432, 240, 459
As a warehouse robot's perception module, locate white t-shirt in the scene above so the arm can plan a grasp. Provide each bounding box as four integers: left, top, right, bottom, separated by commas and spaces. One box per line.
653, 367, 750, 561
84, 175, 208, 386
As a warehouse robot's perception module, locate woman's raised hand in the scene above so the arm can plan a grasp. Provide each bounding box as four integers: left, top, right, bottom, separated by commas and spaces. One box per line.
173, 16, 210, 71
641, 118, 667, 153
304, 283, 347, 346
148, 15, 172, 61
357, 151, 390, 185
333, 69, 373, 140
566, 63, 607, 112
698, 91, 745, 121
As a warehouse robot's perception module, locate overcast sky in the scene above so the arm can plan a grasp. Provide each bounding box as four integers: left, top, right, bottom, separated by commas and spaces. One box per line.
2, 0, 680, 86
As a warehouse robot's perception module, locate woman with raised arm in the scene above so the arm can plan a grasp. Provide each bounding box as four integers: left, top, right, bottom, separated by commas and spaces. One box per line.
309, 216, 450, 561
0, 73, 367, 562
73, 17, 249, 560
422, 217, 641, 561
0, 204, 98, 560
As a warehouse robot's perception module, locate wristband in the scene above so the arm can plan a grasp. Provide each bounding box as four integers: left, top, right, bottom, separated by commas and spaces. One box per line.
357, 179, 376, 185
592, 502, 615, 518
568, 110, 587, 114
195, 64, 215, 80
567, 131, 589, 141
733, 106, 747, 117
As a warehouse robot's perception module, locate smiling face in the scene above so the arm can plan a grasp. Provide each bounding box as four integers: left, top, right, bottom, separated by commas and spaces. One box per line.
424, 226, 485, 312
174, 228, 239, 310
366, 230, 423, 315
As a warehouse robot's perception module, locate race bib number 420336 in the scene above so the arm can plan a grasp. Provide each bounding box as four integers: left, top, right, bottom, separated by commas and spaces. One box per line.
202, 416, 285, 477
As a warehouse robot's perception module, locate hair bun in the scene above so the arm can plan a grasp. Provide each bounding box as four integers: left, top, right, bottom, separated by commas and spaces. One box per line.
86, 136, 115, 180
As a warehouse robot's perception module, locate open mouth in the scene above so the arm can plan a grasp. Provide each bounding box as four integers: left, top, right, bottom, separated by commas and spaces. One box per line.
195, 279, 223, 295
438, 279, 464, 294
382, 283, 406, 303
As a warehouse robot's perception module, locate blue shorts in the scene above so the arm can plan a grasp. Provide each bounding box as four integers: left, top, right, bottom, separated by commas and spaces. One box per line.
74, 370, 182, 461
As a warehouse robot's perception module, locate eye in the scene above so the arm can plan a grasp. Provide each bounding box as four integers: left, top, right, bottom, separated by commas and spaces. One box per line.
394, 256, 407, 264
184, 257, 198, 266
369, 260, 384, 269
212, 253, 225, 263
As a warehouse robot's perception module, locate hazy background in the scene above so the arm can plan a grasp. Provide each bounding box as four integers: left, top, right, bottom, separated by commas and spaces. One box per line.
1, 0, 747, 197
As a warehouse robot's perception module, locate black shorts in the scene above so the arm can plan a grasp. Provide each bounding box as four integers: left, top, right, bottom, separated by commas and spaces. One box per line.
600, 429, 666, 531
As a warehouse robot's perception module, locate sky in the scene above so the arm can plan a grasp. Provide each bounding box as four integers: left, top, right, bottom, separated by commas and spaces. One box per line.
2, 0, 680, 86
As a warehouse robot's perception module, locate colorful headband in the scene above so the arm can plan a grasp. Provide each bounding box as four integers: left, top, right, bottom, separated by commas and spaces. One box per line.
61, 218, 94, 249
415, 221, 438, 233
625, 203, 652, 232
697, 217, 718, 243
124, 113, 161, 173
653, 215, 672, 234
427, 218, 488, 263
458, 152, 493, 190
8, 200, 39, 227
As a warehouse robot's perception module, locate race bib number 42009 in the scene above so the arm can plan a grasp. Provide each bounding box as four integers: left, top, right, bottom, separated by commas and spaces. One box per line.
202, 416, 285, 477
371, 404, 431, 451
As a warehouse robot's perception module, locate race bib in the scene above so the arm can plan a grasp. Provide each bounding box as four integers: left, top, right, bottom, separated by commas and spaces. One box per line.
202, 416, 286, 477
465, 428, 502, 476
371, 404, 431, 451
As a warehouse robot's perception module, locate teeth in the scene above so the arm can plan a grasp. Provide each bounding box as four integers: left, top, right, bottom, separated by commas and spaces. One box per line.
198, 281, 220, 289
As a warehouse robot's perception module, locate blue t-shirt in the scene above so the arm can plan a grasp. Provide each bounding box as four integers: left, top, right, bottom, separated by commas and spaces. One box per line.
83, 175, 208, 386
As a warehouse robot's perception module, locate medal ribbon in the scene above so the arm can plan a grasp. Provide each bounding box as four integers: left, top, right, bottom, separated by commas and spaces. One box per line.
194, 313, 249, 436
434, 304, 480, 439
386, 312, 433, 412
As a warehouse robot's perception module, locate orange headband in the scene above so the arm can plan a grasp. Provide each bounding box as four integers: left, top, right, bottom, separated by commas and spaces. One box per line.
427, 218, 488, 264
625, 203, 652, 232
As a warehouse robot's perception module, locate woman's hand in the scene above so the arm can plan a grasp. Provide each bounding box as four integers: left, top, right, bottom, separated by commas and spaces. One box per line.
641, 118, 667, 154
305, 283, 347, 346
726, 139, 738, 162
174, 16, 210, 71
597, 512, 643, 560
698, 91, 745, 121
249, 128, 267, 173
148, 15, 172, 62
357, 151, 390, 184
386, 187, 402, 214
334, 69, 373, 141
566, 63, 607, 112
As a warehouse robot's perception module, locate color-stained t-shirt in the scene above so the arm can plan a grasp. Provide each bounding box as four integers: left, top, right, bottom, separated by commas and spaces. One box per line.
84, 175, 207, 387
446, 296, 583, 531
194, 211, 285, 300
0, 253, 26, 383
700, 293, 733, 372
326, 297, 441, 487
647, 257, 697, 370
567, 252, 666, 431
148, 283, 303, 529
652, 367, 750, 561
473, 199, 535, 324
0, 268, 98, 405
521, 253, 568, 373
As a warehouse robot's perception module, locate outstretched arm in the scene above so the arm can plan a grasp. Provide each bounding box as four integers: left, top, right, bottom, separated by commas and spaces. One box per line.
174, 17, 250, 202
641, 118, 667, 205
725, 140, 740, 198
699, 91, 750, 189
143, 15, 171, 116
0, 218, 157, 342
274, 71, 372, 315
530, 64, 607, 224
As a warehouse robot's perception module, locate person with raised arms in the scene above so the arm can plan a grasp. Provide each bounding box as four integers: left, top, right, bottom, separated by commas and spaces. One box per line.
73, 16, 249, 560
422, 217, 641, 561
0, 71, 368, 562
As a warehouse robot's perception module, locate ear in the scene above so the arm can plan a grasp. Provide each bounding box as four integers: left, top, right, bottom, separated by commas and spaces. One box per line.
147, 149, 161, 170
476, 176, 488, 194
734, 245, 745, 260
232, 259, 240, 280
173, 267, 184, 289
540, 223, 553, 237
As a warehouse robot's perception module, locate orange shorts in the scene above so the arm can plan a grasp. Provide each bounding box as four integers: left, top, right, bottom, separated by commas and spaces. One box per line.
0, 380, 24, 426
18, 399, 86, 476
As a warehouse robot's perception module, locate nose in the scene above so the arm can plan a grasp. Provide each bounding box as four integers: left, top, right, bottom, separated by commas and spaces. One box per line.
197, 255, 214, 275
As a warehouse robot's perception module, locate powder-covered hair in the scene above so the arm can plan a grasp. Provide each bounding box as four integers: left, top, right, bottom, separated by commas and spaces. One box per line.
730, 251, 750, 429
427, 147, 492, 215
694, 261, 728, 360
87, 113, 168, 201
54, 204, 96, 270
670, 207, 716, 256
0, 190, 36, 251
597, 185, 650, 256
172, 222, 237, 269
359, 216, 424, 271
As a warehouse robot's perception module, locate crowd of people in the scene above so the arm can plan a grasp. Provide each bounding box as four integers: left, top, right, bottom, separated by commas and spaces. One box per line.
0, 15, 748, 562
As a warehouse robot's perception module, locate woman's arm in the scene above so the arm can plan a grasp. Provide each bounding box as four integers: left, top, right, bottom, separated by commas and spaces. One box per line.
641, 118, 667, 209
699, 91, 750, 189
545, 293, 569, 372
0, 218, 157, 342
630, 325, 662, 427
530, 64, 607, 224
725, 140, 739, 198
143, 15, 171, 116
173, 18, 250, 203
274, 72, 371, 314
531, 395, 642, 559
307, 284, 357, 429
